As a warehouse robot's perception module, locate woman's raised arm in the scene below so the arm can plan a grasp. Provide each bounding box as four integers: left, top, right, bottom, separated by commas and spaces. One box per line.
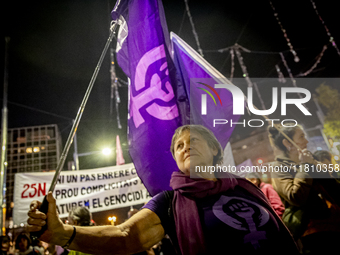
27, 192, 165, 255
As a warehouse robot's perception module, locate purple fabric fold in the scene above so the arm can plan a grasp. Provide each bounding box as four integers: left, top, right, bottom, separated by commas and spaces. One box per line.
169, 171, 237, 255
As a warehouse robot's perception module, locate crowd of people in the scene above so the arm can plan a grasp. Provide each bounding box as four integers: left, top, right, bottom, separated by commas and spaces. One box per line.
267, 124, 340, 254
1, 232, 44, 255
1, 206, 95, 255
1, 124, 339, 254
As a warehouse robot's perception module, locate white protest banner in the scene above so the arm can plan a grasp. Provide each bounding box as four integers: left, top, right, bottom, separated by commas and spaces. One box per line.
13, 163, 151, 225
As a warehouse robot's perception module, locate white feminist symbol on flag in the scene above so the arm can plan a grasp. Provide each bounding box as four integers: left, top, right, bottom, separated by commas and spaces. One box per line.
131, 44, 179, 128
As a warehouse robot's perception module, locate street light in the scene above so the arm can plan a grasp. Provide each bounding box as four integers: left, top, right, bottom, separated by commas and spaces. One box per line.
108, 216, 116, 225
102, 148, 112, 156
256, 158, 264, 165
73, 147, 112, 170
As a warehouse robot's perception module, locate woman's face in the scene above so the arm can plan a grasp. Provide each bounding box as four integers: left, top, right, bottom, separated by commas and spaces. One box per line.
173, 130, 217, 176
292, 127, 309, 150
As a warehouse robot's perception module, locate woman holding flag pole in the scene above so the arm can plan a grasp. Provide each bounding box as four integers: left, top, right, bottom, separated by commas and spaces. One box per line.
27, 124, 299, 255
268, 123, 340, 254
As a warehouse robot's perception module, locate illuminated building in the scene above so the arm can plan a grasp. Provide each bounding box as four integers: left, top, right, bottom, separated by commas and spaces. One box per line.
2, 124, 62, 215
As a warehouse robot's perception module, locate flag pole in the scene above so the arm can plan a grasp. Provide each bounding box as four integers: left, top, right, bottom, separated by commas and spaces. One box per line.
0, 37, 10, 236
49, 21, 117, 193
31, 22, 117, 239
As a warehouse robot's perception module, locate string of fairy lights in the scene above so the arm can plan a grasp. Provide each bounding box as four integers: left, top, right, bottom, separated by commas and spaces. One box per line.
296, 44, 328, 77
269, 1, 300, 63
182, 0, 339, 83
310, 0, 340, 57
180, 0, 339, 109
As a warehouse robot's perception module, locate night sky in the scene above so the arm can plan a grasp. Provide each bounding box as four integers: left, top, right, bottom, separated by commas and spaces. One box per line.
3, 0, 340, 170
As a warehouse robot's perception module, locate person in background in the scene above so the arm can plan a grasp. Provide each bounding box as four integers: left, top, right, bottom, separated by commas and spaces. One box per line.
312, 150, 340, 206
14, 232, 42, 255
68, 207, 93, 227
27, 125, 299, 255
67, 207, 93, 255
268, 124, 340, 254
1, 235, 11, 255
246, 172, 285, 218
313, 150, 339, 179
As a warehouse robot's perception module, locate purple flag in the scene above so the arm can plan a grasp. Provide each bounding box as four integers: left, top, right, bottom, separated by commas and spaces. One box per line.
112, 0, 182, 196
171, 33, 241, 149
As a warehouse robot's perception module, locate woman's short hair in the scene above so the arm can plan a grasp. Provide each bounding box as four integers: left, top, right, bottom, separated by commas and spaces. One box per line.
170, 124, 223, 165
69, 206, 93, 226
15, 232, 31, 250
267, 123, 303, 154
